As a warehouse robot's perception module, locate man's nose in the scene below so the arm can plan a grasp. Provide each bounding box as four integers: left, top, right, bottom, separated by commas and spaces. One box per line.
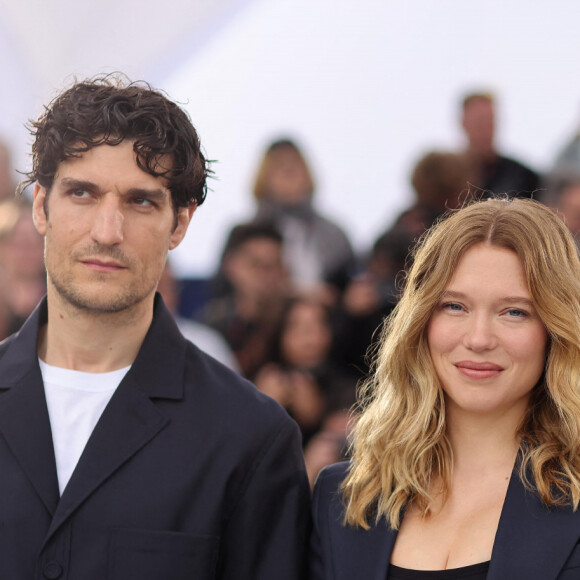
90, 197, 124, 245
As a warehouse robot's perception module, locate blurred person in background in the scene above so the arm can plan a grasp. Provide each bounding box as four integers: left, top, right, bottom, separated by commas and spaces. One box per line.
0, 140, 16, 201
541, 171, 580, 245
302, 408, 352, 489
203, 222, 289, 377
459, 92, 540, 198
250, 138, 355, 304
0, 198, 45, 338
380, 150, 473, 247
544, 119, 580, 235
336, 151, 472, 380
551, 115, 580, 177
254, 296, 357, 448
157, 261, 239, 371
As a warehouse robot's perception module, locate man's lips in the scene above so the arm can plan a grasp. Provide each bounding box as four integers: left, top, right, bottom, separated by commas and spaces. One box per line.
455, 361, 504, 379
81, 258, 127, 272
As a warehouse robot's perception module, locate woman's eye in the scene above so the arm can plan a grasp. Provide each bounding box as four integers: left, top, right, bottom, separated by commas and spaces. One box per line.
439, 302, 465, 315
506, 308, 528, 318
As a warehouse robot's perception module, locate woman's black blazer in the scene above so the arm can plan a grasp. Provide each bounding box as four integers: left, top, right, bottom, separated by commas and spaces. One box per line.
310, 461, 580, 579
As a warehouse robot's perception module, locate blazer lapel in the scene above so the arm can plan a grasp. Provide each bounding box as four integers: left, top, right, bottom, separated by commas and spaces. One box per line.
488, 471, 580, 579
46, 375, 169, 538
330, 507, 394, 580
0, 366, 59, 516
0, 301, 59, 516
45, 296, 187, 540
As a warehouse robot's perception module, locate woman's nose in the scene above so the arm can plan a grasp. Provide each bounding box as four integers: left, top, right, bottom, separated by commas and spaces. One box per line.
463, 315, 497, 352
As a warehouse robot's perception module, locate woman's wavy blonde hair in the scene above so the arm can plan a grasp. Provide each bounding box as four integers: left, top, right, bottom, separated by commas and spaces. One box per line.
342, 197, 580, 530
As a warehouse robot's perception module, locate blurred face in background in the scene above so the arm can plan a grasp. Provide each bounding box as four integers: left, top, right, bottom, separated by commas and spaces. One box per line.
224, 237, 287, 300
0, 211, 45, 279
266, 148, 312, 206
0, 144, 14, 201
0, 203, 46, 320
462, 98, 495, 157
556, 183, 580, 238
281, 300, 332, 368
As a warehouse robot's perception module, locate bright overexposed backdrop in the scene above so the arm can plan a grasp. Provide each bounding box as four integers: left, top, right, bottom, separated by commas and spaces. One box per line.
1, 0, 580, 276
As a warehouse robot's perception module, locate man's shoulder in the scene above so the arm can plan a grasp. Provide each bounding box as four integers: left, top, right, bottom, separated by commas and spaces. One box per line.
181, 341, 297, 432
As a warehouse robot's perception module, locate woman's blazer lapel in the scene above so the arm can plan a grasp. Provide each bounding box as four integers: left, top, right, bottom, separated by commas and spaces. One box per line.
488, 471, 580, 579
311, 462, 394, 579
330, 472, 580, 580
326, 512, 393, 580
314, 462, 580, 579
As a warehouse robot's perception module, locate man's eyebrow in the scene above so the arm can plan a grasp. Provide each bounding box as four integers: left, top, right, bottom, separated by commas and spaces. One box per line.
59, 177, 99, 192
57, 179, 168, 202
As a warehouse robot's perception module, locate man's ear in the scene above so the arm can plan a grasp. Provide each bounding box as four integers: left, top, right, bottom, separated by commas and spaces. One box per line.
169, 204, 196, 250
32, 183, 48, 236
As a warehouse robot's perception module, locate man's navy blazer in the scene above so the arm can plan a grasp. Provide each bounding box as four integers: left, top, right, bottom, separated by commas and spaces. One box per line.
0, 295, 311, 579
310, 462, 580, 579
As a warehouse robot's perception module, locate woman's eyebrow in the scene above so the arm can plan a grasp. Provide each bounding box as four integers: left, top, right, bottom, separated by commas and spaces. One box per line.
441, 289, 534, 306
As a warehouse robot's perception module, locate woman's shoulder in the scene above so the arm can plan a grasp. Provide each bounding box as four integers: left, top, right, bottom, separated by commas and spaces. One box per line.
316, 461, 350, 487
311, 463, 351, 559
312, 461, 350, 515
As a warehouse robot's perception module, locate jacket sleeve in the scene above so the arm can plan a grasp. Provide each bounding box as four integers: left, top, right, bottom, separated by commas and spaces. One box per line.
218, 416, 311, 580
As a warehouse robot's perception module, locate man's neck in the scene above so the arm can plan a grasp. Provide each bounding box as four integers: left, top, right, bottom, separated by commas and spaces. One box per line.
38, 291, 155, 373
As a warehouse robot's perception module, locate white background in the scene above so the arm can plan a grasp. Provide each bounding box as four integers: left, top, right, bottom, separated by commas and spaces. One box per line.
1, 0, 579, 276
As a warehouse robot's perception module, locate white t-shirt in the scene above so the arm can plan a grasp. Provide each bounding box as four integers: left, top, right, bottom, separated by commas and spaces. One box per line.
39, 360, 131, 495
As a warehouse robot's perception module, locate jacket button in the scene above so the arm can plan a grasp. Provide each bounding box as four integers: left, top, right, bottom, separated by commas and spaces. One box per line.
43, 561, 63, 579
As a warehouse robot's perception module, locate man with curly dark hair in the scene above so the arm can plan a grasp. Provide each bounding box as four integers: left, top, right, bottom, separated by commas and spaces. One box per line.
0, 75, 310, 579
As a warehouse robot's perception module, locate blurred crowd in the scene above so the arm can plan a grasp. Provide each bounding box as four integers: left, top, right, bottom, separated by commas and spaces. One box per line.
4, 91, 580, 486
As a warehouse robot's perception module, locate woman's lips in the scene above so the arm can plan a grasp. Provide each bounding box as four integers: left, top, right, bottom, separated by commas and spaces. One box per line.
455, 361, 504, 380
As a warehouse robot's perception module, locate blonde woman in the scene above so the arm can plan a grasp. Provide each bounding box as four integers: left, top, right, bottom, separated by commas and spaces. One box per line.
310, 198, 580, 579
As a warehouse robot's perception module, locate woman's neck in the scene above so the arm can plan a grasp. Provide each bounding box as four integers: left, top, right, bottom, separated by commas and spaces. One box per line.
445, 406, 522, 477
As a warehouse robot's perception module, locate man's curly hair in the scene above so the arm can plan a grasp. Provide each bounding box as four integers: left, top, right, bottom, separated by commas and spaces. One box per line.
24, 74, 210, 208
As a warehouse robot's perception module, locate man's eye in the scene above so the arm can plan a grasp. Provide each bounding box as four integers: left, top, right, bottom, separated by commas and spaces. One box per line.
71, 189, 90, 198
132, 197, 153, 206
